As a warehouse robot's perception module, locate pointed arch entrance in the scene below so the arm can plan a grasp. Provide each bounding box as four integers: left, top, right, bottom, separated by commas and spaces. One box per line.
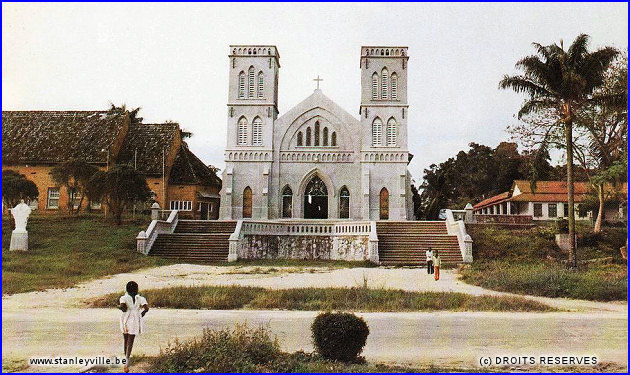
303, 175, 328, 219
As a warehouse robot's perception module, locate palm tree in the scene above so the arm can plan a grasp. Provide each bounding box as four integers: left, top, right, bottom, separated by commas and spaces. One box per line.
499, 34, 623, 269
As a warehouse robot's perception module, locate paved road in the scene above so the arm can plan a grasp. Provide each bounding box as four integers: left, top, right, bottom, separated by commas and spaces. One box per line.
3, 308, 627, 371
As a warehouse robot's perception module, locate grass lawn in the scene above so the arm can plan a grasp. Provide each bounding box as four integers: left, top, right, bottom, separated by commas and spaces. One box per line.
1, 214, 177, 294
461, 225, 628, 301
91, 284, 555, 312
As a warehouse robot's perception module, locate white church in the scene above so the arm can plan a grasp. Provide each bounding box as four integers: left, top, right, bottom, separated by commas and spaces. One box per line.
219, 45, 414, 221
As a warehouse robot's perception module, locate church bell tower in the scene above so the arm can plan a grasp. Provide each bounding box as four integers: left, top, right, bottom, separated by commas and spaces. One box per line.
220, 45, 280, 219
359, 46, 411, 220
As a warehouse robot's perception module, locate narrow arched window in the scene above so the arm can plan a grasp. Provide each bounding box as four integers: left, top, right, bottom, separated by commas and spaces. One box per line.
238, 71, 246, 98
282, 186, 293, 218
306, 127, 312, 146
379, 187, 389, 219
391, 73, 398, 100
339, 186, 350, 219
381, 68, 388, 99
257, 71, 264, 98
248, 66, 255, 98
323, 127, 329, 146
372, 117, 382, 146
386, 118, 397, 146
243, 187, 252, 218
314, 121, 320, 146
297, 131, 303, 146
252, 117, 262, 146
237, 117, 248, 145
331, 132, 337, 146
371, 72, 378, 100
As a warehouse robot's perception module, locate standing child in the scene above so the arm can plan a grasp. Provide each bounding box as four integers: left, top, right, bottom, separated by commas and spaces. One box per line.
432, 250, 441, 281
119, 281, 149, 373
425, 247, 434, 274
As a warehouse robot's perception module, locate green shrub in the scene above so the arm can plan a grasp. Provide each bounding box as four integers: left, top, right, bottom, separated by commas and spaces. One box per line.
555, 219, 569, 234
150, 324, 284, 372
311, 312, 370, 362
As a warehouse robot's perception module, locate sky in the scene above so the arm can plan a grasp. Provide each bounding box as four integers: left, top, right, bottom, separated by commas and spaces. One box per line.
2, 2, 628, 184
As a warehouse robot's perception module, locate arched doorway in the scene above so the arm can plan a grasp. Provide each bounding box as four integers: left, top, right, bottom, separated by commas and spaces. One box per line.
243, 187, 252, 218
379, 187, 389, 220
304, 175, 328, 219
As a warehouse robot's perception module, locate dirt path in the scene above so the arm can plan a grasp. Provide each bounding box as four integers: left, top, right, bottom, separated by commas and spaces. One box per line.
2, 264, 627, 313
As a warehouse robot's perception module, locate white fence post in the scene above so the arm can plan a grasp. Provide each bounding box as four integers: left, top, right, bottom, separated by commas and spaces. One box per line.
228, 220, 243, 262
368, 221, 379, 264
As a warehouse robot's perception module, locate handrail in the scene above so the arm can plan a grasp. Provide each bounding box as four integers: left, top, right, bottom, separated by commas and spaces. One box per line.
444, 209, 473, 263
136, 210, 179, 255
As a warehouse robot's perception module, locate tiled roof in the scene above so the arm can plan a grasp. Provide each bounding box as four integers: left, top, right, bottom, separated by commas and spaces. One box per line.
169, 146, 222, 187
473, 192, 511, 209
474, 180, 627, 209
513, 180, 590, 195
2, 111, 127, 164
116, 123, 178, 176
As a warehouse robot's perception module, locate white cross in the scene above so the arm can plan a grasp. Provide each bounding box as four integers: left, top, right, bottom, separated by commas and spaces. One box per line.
313, 75, 323, 89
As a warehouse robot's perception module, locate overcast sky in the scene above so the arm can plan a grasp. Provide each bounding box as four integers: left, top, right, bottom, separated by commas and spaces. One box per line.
3, 2, 628, 183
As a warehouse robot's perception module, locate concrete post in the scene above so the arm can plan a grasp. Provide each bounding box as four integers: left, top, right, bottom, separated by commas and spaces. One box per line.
136, 231, 147, 254
464, 203, 474, 223
463, 234, 473, 263
151, 202, 160, 221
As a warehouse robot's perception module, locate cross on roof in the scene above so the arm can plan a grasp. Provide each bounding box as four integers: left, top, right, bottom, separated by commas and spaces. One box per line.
313, 75, 323, 90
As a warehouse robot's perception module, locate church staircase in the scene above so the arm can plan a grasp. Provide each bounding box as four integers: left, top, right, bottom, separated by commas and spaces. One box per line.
148, 220, 237, 262
376, 221, 463, 266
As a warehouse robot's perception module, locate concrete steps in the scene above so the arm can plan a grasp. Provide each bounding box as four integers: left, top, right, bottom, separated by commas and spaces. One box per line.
149, 221, 236, 262
376, 221, 463, 266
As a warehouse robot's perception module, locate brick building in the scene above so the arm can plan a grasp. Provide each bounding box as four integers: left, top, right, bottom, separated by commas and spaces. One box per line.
2, 110, 221, 219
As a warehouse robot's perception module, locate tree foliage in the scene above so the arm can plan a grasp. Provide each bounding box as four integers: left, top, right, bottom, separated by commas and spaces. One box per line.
417, 142, 551, 219
500, 34, 622, 268
87, 165, 151, 225
51, 159, 98, 214
2, 170, 39, 212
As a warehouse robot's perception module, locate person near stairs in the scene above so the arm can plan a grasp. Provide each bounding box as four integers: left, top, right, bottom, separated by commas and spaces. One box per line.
425, 247, 434, 274
432, 250, 441, 281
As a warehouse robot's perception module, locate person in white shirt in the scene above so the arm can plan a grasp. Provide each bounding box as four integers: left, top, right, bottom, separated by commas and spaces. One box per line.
119, 281, 149, 372
425, 248, 434, 274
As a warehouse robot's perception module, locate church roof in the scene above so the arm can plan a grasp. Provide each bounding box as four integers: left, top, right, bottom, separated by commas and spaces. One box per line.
169, 145, 222, 187
2, 110, 128, 164
116, 122, 179, 176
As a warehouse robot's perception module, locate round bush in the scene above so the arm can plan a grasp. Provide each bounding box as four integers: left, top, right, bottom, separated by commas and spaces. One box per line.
311, 312, 369, 362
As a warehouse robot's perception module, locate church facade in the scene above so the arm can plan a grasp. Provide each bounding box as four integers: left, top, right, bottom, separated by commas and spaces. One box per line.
220, 45, 414, 221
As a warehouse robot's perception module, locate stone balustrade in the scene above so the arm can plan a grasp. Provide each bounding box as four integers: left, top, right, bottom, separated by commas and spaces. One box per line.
137, 210, 179, 255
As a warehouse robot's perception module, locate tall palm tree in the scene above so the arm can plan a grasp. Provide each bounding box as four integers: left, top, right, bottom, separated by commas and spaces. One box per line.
499, 34, 623, 269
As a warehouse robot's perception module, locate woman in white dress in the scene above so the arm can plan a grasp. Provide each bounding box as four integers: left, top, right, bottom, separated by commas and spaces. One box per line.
119, 281, 149, 372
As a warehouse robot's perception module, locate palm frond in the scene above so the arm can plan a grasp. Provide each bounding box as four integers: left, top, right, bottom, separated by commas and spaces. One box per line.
499, 75, 553, 97
567, 34, 590, 66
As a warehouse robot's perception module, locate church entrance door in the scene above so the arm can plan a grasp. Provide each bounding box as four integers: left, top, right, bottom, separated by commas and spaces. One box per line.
303, 175, 328, 219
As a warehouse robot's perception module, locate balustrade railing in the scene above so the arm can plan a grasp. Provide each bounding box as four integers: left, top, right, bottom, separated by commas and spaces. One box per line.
137, 210, 179, 255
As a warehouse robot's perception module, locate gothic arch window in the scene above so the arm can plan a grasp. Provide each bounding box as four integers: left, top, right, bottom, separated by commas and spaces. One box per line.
257, 71, 264, 98
282, 185, 293, 218
322, 127, 329, 146
297, 131, 303, 146
248, 66, 255, 98
371, 72, 378, 100
386, 118, 397, 146
306, 127, 312, 146
252, 117, 263, 146
314, 121, 320, 146
331, 132, 337, 146
379, 187, 389, 219
238, 71, 246, 98
237, 117, 248, 145
391, 73, 398, 100
339, 186, 350, 219
372, 117, 383, 146
243, 187, 252, 218
381, 68, 389, 99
